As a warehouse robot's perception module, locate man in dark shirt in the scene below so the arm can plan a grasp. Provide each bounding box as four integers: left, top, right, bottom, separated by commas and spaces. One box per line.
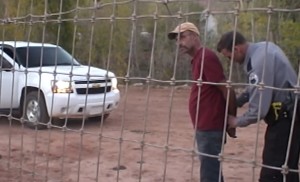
168, 22, 237, 182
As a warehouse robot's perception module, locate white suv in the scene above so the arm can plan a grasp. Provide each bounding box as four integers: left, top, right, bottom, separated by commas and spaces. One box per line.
0, 41, 120, 129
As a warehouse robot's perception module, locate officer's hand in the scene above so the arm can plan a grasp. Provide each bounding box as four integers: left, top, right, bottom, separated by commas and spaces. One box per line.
228, 115, 238, 128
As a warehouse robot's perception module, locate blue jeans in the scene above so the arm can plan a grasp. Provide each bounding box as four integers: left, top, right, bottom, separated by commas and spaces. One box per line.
196, 131, 224, 182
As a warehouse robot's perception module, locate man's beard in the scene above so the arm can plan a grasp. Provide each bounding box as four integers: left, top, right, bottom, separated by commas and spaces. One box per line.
179, 46, 188, 55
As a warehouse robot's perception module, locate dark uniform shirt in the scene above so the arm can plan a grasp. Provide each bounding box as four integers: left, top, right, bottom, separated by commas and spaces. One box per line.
236, 42, 297, 127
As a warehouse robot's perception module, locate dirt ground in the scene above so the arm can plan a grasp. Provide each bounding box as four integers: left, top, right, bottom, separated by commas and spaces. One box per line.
0, 85, 267, 182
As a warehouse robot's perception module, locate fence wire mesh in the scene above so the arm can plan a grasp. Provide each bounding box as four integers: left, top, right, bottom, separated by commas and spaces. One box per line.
1, 0, 300, 181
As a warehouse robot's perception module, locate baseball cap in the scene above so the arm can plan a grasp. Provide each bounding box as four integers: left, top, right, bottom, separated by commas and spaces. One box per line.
168, 22, 200, 40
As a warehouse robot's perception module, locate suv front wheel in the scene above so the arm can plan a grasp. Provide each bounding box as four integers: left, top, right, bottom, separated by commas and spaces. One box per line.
23, 91, 49, 129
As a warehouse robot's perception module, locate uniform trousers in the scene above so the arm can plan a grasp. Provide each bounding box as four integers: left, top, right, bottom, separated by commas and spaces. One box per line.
260, 117, 300, 182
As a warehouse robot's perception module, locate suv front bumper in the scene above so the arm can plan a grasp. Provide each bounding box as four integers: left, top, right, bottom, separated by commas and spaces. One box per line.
45, 90, 120, 119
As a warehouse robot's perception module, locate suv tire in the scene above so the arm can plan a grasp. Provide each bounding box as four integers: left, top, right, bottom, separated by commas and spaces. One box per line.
24, 91, 49, 129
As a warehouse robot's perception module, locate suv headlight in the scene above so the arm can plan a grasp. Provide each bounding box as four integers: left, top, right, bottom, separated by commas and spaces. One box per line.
52, 80, 73, 93
111, 77, 118, 90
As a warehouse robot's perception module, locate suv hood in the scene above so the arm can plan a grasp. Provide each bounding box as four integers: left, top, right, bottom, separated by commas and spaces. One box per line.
26, 65, 115, 80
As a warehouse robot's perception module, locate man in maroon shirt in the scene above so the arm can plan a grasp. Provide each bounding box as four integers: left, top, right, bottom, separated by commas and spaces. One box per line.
168, 22, 237, 182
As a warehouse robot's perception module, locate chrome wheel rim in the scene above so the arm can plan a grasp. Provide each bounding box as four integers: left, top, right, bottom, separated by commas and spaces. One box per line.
26, 100, 40, 123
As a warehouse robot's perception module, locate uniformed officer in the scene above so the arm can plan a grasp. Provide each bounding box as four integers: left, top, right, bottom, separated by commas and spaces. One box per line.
217, 31, 300, 182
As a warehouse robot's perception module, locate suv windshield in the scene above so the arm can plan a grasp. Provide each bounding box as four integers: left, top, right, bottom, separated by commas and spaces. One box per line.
16, 46, 80, 68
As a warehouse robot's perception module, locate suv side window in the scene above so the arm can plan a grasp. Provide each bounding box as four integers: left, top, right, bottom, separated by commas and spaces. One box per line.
0, 56, 13, 70
3, 47, 13, 58
0, 46, 19, 65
